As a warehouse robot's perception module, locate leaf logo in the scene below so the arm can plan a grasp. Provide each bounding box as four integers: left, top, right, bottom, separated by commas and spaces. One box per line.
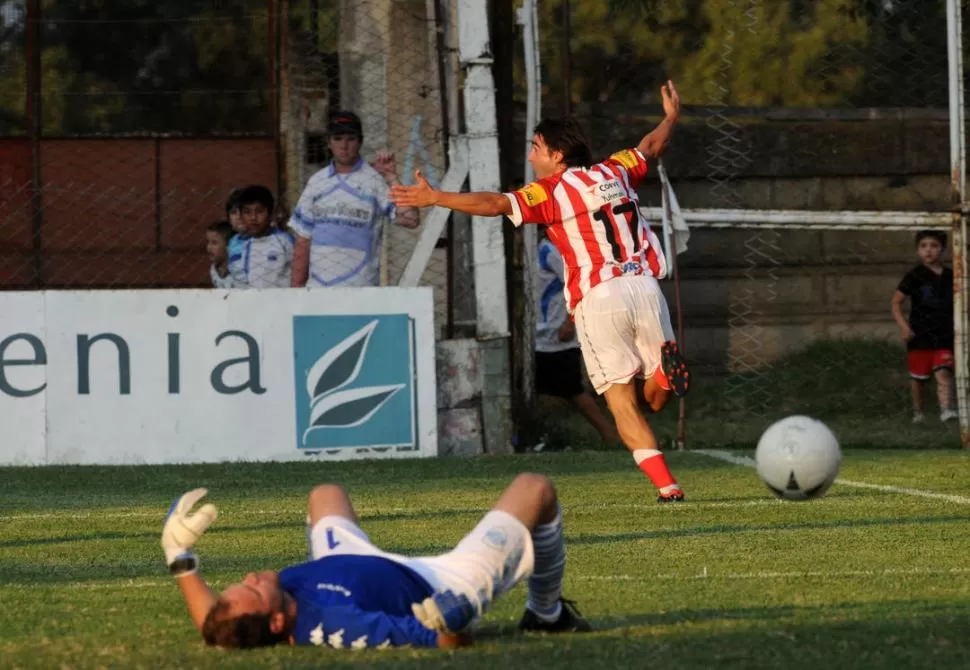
303, 320, 404, 444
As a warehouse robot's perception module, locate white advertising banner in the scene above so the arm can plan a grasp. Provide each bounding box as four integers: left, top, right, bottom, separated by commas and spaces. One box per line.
0, 288, 437, 465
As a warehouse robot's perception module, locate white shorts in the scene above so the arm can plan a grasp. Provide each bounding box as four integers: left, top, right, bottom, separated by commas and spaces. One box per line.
574, 275, 675, 395
309, 511, 535, 620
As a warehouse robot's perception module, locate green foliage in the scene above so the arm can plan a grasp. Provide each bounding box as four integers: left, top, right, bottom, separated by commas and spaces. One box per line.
676, 0, 868, 107
532, 0, 947, 112
0, 1, 273, 135
0, 1, 952, 136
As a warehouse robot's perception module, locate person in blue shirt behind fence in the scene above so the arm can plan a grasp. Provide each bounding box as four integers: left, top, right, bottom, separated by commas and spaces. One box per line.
289, 111, 419, 288
161, 473, 590, 650
226, 185, 294, 289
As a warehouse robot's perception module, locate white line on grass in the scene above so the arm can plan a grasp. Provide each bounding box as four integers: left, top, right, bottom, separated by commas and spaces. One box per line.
577, 566, 970, 582
0, 500, 788, 522
697, 449, 970, 505
8, 566, 967, 592
0, 579, 171, 591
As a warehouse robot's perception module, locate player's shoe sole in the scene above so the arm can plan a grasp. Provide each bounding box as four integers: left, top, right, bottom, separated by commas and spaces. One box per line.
657, 488, 685, 504
518, 598, 592, 634
660, 341, 690, 397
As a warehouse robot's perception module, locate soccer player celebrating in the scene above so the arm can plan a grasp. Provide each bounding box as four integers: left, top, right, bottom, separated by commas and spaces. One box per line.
390, 81, 689, 503
162, 474, 589, 650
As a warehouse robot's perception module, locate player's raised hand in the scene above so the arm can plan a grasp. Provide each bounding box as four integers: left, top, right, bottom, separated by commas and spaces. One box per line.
661, 80, 681, 121
389, 170, 439, 208
161, 488, 218, 576
372, 150, 397, 180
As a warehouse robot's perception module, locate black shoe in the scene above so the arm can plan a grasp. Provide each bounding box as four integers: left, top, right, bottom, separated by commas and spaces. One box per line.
660, 341, 690, 397
657, 488, 685, 504
518, 598, 592, 633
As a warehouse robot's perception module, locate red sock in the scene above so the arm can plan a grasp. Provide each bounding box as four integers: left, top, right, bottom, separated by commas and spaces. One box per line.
633, 449, 677, 490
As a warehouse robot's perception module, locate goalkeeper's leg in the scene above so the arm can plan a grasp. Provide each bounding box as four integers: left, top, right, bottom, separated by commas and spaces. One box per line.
308, 484, 360, 527
305, 484, 383, 561
411, 474, 590, 634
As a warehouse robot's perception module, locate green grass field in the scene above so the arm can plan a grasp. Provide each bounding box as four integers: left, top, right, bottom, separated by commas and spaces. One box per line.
2, 449, 969, 669
528, 339, 965, 452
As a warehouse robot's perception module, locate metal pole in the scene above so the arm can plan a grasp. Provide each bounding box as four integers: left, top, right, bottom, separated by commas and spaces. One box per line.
519, 0, 541, 412
663, 181, 688, 450
946, 0, 969, 447
641, 208, 956, 227
561, 0, 571, 117
310, 0, 319, 49
430, 0, 455, 336
269, 0, 283, 201
520, 0, 538, 184
25, 0, 42, 288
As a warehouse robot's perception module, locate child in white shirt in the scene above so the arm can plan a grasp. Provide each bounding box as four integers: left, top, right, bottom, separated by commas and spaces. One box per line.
227, 185, 294, 289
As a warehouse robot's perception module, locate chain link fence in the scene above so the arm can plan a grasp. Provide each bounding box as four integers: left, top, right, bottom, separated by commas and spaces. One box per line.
0, 0, 465, 338
521, 0, 961, 448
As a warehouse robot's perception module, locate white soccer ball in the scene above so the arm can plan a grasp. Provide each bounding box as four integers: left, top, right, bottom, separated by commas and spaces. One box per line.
755, 415, 841, 501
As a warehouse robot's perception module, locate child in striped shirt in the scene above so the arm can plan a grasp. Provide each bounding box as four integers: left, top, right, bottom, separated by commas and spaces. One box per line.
227, 185, 294, 289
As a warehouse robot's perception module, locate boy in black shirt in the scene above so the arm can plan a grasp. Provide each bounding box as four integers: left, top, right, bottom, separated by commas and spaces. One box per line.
891, 230, 956, 423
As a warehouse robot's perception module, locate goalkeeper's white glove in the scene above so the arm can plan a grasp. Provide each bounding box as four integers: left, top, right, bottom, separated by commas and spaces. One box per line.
160, 488, 218, 577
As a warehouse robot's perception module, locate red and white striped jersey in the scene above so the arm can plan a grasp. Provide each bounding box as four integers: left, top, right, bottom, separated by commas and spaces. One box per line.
504, 147, 667, 313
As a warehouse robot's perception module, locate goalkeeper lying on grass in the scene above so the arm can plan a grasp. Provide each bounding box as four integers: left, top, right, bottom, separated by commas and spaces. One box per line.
161, 473, 590, 649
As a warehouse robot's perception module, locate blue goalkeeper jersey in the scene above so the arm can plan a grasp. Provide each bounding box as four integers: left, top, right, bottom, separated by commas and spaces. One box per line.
279, 555, 438, 649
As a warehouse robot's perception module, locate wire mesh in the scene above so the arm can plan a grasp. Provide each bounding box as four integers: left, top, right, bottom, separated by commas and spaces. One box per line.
0, 0, 460, 338
667, 224, 962, 448
520, 0, 957, 447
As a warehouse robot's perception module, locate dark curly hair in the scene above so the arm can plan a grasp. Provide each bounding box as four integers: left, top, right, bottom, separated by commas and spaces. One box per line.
201, 599, 288, 649
533, 117, 593, 168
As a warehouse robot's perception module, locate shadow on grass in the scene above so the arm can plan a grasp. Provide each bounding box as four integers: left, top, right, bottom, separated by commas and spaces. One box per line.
568, 513, 969, 546
0, 452, 642, 510
245, 599, 970, 670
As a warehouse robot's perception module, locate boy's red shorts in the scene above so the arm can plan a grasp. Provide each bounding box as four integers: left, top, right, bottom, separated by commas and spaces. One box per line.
907, 349, 954, 380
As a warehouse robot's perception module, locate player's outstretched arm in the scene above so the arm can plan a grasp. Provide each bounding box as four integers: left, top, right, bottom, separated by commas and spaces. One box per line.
637, 80, 681, 159
390, 171, 512, 218
160, 488, 219, 632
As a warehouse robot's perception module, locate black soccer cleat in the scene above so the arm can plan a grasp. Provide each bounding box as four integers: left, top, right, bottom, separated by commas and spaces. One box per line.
518, 598, 592, 634
660, 341, 690, 397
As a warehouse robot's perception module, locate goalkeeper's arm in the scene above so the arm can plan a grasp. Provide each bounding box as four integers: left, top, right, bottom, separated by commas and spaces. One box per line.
161, 488, 220, 632
178, 573, 218, 632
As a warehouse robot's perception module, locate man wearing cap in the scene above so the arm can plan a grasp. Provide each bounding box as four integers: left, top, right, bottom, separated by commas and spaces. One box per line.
289, 111, 419, 288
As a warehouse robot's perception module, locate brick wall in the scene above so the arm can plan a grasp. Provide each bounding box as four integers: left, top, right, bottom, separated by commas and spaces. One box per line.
0, 137, 277, 289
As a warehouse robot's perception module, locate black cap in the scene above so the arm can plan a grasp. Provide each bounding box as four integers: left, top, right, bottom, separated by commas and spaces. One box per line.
328, 111, 363, 137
